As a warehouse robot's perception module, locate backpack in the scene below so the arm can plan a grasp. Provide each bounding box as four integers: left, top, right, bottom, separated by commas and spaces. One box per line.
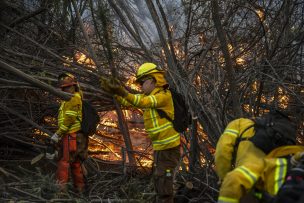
249, 111, 296, 154
157, 88, 190, 133
81, 100, 100, 137
232, 111, 296, 166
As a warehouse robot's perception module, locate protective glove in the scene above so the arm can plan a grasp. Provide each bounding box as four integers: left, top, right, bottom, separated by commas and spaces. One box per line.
45, 145, 56, 160
45, 152, 55, 160
51, 133, 60, 143
100, 77, 112, 93
291, 152, 304, 166
108, 78, 128, 97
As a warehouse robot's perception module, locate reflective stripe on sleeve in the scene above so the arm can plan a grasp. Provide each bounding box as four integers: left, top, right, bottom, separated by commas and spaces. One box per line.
149, 95, 157, 108
218, 196, 239, 203
121, 98, 129, 106
134, 94, 141, 106
65, 110, 78, 116
235, 166, 258, 185
69, 123, 81, 132
59, 124, 69, 131
223, 128, 239, 137
274, 158, 288, 194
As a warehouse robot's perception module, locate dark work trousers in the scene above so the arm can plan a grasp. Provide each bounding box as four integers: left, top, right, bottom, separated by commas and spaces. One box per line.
153, 145, 180, 203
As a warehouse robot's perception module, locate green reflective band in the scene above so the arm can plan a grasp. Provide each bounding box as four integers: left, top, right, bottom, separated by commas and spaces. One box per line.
152, 133, 180, 145
134, 94, 141, 106
218, 196, 239, 203
60, 125, 69, 131
150, 109, 158, 127
235, 166, 257, 185
274, 158, 287, 194
149, 95, 157, 108
121, 98, 128, 105
224, 129, 239, 137
147, 122, 173, 134
65, 110, 78, 116
68, 123, 81, 131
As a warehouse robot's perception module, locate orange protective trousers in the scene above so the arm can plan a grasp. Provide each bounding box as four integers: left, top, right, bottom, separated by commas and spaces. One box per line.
56, 133, 84, 192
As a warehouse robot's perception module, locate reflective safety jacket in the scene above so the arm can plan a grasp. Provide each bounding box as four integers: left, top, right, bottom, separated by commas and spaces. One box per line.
115, 87, 180, 151
215, 118, 265, 180
216, 118, 304, 203
255, 145, 304, 198
56, 92, 82, 136
215, 118, 266, 203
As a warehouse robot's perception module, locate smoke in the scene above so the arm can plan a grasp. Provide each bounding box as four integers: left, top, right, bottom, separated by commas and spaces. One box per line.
115, 0, 186, 47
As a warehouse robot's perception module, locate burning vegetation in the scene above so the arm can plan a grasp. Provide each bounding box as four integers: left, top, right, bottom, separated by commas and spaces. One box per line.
1, 0, 304, 202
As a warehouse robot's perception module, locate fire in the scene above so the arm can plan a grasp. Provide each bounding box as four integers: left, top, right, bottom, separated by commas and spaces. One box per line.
236, 57, 246, 65
62, 51, 96, 69
88, 110, 153, 165
173, 42, 185, 59
199, 33, 205, 45
277, 87, 289, 109
252, 81, 258, 91
228, 44, 233, 53
126, 75, 141, 91
256, 9, 265, 21
74, 51, 96, 68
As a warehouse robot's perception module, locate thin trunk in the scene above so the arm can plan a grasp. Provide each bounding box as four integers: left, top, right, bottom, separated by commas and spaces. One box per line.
211, 0, 241, 117
0, 60, 70, 101
97, 2, 136, 165
189, 118, 199, 172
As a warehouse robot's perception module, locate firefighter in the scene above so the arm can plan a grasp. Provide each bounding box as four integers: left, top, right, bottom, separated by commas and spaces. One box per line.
215, 118, 266, 203
51, 73, 86, 194
253, 146, 304, 203
100, 63, 180, 203
215, 112, 297, 203
264, 150, 304, 203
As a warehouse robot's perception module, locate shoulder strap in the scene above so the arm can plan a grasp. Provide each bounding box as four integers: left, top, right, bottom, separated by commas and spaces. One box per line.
231, 124, 254, 168
157, 109, 172, 122
154, 89, 172, 121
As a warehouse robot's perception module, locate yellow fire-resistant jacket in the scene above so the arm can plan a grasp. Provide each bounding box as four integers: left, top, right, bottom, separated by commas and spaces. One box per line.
215, 118, 304, 203
215, 118, 266, 203
56, 92, 82, 136
255, 145, 304, 198
114, 87, 180, 151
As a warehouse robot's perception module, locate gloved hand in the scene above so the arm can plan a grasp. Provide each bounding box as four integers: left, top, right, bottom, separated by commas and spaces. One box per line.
100, 77, 112, 93
291, 152, 304, 166
45, 152, 55, 160
51, 133, 60, 143
108, 78, 128, 97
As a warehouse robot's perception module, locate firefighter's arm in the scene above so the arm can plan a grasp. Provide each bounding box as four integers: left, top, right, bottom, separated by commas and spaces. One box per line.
215, 121, 239, 180
121, 91, 169, 109
114, 95, 135, 107
56, 94, 82, 136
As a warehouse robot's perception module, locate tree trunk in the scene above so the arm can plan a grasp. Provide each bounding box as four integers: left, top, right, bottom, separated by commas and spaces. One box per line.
211, 0, 241, 117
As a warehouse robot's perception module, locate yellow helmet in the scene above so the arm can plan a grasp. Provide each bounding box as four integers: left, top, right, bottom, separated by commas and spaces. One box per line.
135, 62, 164, 82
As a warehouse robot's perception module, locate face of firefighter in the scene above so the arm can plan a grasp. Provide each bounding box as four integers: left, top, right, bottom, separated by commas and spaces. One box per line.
140, 77, 155, 95
61, 85, 76, 94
